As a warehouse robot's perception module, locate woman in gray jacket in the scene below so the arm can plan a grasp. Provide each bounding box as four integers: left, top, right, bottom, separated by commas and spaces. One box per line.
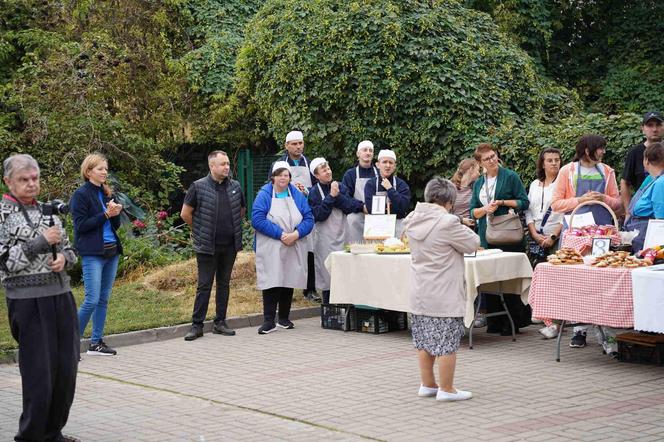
403, 177, 480, 402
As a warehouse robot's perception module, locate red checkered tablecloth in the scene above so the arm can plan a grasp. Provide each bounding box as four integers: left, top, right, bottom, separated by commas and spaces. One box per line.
529, 263, 633, 328
561, 232, 621, 254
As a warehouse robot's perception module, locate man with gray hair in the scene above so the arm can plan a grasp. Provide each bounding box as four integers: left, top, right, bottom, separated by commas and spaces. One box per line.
1, 154, 79, 441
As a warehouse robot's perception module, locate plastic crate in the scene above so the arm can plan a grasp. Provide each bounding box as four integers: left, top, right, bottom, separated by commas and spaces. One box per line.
355, 308, 408, 334
617, 332, 664, 365
321, 304, 356, 331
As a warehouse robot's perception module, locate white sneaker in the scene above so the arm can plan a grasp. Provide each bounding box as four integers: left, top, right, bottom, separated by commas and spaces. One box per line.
538, 324, 559, 339
436, 389, 473, 401
531, 317, 544, 324
417, 385, 438, 397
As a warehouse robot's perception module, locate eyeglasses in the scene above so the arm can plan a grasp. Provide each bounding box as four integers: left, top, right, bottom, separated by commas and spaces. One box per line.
481, 153, 498, 163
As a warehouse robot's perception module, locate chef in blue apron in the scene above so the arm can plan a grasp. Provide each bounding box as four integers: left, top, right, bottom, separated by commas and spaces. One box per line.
342, 140, 378, 243
624, 143, 664, 253
364, 149, 411, 238
252, 161, 314, 334
308, 157, 364, 304
270, 131, 320, 302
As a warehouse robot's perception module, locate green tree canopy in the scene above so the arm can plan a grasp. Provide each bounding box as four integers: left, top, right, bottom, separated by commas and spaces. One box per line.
234, 0, 578, 191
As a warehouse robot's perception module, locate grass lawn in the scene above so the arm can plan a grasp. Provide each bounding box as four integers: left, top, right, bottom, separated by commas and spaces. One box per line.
1, 252, 316, 356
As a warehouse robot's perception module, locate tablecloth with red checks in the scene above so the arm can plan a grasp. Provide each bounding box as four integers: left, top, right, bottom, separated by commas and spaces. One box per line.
561, 232, 621, 253
529, 263, 633, 328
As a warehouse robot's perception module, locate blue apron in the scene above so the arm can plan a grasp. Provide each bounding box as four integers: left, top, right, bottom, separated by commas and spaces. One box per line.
624, 175, 661, 253
563, 163, 613, 230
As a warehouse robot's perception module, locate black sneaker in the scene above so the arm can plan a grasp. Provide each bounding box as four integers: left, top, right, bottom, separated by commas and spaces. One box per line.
276, 319, 295, 329
184, 325, 203, 341
258, 322, 277, 334
87, 340, 117, 356
569, 331, 587, 348
212, 320, 236, 336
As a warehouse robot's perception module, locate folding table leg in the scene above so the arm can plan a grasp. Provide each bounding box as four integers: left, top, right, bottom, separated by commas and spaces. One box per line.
469, 293, 483, 350
499, 293, 516, 342
556, 320, 566, 362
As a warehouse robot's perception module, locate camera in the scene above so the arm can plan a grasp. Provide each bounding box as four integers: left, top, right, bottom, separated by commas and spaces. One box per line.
41, 199, 69, 216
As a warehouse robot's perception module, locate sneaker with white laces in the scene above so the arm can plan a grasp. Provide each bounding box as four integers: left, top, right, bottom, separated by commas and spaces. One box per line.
436, 389, 473, 401
569, 330, 587, 348
539, 324, 559, 339
276, 319, 295, 329
418, 385, 438, 397
258, 322, 277, 334
87, 340, 117, 356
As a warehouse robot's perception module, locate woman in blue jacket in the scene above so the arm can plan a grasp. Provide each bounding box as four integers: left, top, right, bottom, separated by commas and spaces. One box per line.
252, 161, 314, 334
70, 153, 123, 356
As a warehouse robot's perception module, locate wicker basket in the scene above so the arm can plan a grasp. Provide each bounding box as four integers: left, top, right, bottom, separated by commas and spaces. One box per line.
562, 200, 621, 253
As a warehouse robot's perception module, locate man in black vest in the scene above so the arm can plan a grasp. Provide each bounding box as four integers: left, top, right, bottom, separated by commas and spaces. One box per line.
181, 150, 246, 341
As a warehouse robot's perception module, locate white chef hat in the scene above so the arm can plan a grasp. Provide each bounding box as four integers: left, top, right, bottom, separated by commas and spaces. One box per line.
272, 161, 291, 174
357, 140, 374, 152
309, 157, 327, 175
377, 149, 396, 161
285, 131, 304, 143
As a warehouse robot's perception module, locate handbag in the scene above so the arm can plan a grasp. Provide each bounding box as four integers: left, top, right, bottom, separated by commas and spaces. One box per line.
483, 176, 524, 246
486, 210, 524, 245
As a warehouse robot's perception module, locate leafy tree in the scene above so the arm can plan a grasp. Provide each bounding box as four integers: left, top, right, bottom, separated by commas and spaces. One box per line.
234, 0, 578, 193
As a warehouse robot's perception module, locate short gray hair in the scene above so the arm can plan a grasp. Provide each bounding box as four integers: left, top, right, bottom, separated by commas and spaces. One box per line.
424, 176, 457, 207
3, 154, 40, 179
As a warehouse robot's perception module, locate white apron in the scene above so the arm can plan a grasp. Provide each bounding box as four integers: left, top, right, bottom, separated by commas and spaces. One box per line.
289, 158, 315, 253
313, 184, 346, 290
374, 176, 404, 238
345, 166, 377, 243
255, 188, 308, 290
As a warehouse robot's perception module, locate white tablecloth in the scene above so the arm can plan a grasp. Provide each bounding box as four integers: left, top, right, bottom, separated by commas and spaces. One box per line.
631, 264, 664, 333
325, 250, 533, 328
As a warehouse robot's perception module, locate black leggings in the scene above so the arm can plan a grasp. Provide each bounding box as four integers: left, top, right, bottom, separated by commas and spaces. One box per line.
262, 287, 294, 323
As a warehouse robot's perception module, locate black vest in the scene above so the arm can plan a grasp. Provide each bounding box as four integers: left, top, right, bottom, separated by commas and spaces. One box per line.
191, 175, 243, 254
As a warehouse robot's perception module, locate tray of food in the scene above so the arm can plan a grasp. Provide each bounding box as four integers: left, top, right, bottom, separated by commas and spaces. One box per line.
591, 251, 652, 268
547, 248, 584, 265
375, 237, 410, 254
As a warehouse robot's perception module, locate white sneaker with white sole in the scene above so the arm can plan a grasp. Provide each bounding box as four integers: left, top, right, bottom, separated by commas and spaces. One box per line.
417, 385, 438, 397
436, 389, 473, 401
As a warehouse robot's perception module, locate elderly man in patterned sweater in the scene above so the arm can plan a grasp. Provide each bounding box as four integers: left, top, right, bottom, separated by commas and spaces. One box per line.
1, 154, 79, 442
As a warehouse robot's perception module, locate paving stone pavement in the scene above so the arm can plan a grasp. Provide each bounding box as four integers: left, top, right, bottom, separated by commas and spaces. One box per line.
1, 318, 663, 441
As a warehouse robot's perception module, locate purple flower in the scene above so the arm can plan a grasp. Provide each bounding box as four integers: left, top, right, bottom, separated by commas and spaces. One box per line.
132, 219, 146, 229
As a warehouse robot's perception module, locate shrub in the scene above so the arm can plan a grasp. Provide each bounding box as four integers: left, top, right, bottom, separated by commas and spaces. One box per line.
234, 0, 579, 195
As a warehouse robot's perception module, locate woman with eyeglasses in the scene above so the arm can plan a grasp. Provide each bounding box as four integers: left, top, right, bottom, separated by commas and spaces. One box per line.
469, 143, 530, 335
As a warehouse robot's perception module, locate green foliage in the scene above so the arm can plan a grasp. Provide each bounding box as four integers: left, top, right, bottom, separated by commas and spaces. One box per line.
242, 218, 254, 251
0, 0, 194, 206
235, 0, 578, 194
467, 0, 664, 112
481, 113, 642, 184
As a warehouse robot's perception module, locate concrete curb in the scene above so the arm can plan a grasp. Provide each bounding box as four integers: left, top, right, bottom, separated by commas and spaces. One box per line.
79, 306, 321, 352
0, 306, 321, 365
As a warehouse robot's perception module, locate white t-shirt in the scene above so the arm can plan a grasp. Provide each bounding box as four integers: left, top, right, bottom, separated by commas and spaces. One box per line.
479, 175, 497, 206
525, 179, 564, 236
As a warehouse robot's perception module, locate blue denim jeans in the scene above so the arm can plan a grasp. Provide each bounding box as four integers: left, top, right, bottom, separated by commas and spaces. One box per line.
78, 254, 119, 343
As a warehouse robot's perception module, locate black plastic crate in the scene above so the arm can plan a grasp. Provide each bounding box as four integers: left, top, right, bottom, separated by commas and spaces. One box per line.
355, 308, 408, 334
617, 333, 664, 365
321, 304, 356, 331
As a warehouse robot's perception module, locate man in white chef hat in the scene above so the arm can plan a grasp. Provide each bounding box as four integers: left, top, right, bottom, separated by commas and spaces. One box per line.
341, 140, 379, 243
363, 149, 411, 238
